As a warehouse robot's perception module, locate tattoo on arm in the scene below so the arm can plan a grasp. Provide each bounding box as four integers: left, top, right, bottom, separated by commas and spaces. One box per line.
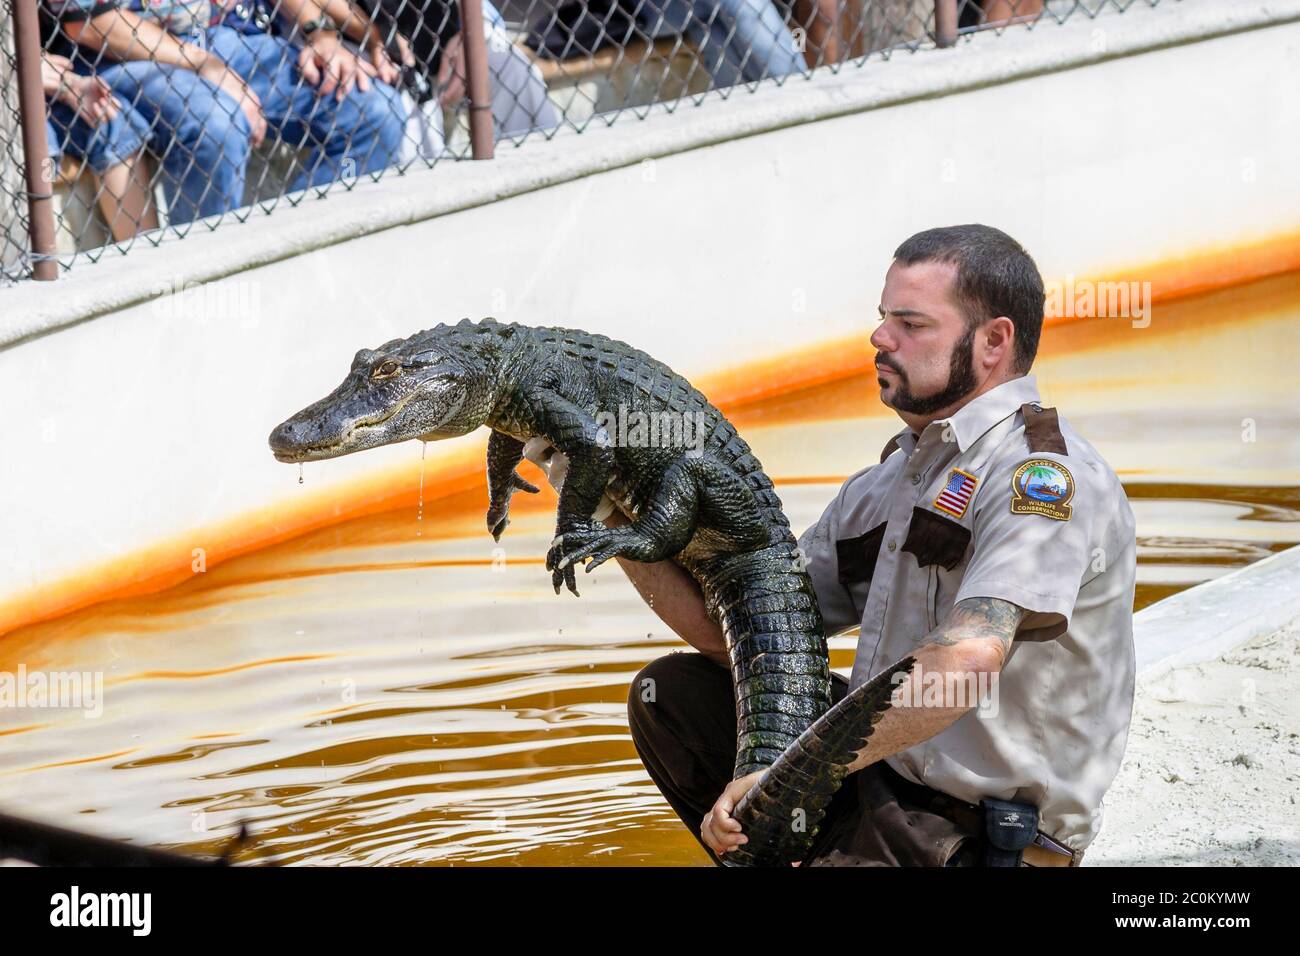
930, 597, 1025, 659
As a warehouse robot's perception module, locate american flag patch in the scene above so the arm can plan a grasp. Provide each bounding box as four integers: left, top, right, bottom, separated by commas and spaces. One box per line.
933, 468, 979, 519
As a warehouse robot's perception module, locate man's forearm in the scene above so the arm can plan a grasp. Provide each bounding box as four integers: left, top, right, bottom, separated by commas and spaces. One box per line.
314, 0, 386, 48
843, 598, 1019, 774
603, 512, 729, 668
67, 10, 209, 69
842, 643, 982, 773
274, 0, 331, 34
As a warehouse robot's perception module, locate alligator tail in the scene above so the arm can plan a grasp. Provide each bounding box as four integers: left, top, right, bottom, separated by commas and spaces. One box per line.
723, 655, 918, 867
698, 545, 835, 778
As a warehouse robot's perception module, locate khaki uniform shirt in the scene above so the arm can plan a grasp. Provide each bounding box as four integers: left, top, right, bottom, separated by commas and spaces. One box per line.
798, 374, 1136, 851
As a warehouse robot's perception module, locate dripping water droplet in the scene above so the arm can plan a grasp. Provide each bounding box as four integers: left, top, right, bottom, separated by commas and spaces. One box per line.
416, 441, 427, 536
298, 463, 303, 485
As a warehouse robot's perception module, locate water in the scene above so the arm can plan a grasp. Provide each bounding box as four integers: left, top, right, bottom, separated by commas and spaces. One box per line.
1, 272, 1297, 865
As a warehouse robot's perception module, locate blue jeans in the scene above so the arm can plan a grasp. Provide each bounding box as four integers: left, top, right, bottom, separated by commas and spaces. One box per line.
45, 96, 150, 174
97, 60, 252, 224
206, 25, 406, 192
640, 0, 805, 88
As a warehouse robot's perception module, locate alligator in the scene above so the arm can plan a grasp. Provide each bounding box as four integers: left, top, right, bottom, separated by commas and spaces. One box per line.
267, 317, 912, 866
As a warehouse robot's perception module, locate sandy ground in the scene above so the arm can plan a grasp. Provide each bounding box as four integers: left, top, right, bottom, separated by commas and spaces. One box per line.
1087, 620, 1300, 865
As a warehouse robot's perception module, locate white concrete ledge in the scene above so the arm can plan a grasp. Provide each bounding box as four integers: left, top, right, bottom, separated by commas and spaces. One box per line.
3, 0, 1297, 349
1134, 544, 1300, 681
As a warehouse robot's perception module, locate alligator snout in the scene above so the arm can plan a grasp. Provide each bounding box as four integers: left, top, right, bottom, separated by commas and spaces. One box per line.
268, 417, 306, 462
267, 419, 300, 460
268, 413, 344, 463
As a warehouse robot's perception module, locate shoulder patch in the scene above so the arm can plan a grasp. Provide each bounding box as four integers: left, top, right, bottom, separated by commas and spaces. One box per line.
933, 468, 979, 519
1010, 459, 1074, 521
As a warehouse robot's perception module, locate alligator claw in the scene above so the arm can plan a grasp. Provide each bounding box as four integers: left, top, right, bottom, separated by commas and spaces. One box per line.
558, 526, 658, 573
551, 564, 578, 596
546, 522, 606, 575
511, 473, 540, 495
559, 532, 617, 570
486, 471, 541, 541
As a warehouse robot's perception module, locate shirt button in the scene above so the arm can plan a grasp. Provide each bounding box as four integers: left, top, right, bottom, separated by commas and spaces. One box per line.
911, 474, 922, 485
887, 540, 897, 552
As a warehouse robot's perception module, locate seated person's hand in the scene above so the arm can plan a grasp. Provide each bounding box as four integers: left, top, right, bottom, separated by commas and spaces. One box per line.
363, 31, 413, 88
392, 33, 416, 69
63, 75, 120, 126
299, 32, 379, 102
197, 57, 266, 147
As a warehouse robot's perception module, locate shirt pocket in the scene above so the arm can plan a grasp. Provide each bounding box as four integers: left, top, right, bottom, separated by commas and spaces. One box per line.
901, 507, 972, 631
835, 521, 887, 614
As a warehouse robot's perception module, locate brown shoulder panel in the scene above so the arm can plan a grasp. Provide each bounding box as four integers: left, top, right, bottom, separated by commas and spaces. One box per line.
1020, 403, 1068, 455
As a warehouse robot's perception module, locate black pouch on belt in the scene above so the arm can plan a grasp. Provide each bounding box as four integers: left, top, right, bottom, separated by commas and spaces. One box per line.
980, 798, 1039, 866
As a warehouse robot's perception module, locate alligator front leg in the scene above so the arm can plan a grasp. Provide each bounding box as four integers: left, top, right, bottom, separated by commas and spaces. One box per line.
555, 457, 770, 574
485, 430, 539, 542
554, 459, 701, 574
532, 393, 617, 596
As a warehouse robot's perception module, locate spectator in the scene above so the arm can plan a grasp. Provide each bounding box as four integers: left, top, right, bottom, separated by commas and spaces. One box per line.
42, 52, 159, 240
637, 0, 808, 89
803, 0, 935, 61
208, 0, 406, 186
331, 0, 560, 160
44, 0, 259, 222
47, 0, 404, 224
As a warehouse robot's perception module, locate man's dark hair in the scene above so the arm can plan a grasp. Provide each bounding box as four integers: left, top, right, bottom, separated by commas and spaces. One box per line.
893, 224, 1045, 374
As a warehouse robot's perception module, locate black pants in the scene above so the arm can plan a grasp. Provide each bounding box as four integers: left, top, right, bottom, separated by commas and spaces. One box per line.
626, 652, 982, 867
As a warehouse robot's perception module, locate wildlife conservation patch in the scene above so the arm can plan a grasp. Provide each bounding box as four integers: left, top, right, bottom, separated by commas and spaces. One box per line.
1010, 459, 1074, 521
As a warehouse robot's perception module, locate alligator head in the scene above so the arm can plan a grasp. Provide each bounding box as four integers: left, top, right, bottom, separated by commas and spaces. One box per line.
268, 318, 509, 463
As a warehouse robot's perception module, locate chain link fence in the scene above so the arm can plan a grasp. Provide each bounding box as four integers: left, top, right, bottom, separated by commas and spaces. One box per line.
1, 0, 1171, 284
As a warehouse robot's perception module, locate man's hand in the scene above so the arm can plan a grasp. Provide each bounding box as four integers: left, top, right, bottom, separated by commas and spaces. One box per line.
197, 56, 266, 147
44, 53, 119, 126
363, 40, 400, 87
436, 32, 466, 107
298, 32, 378, 101
364, 32, 415, 87
60, 75, 120, 126
390, 32, 416, 68
700, 771, 763, 858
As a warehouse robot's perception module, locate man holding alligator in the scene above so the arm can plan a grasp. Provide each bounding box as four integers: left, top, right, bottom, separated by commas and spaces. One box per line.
598, 224, 1137, 866
268, 223, 1137, 867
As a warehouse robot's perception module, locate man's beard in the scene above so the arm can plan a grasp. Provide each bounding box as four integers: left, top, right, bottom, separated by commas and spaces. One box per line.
876, 323, 978, 415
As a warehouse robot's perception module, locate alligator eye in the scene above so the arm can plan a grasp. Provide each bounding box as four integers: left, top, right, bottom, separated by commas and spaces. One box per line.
373, 360, 400, 378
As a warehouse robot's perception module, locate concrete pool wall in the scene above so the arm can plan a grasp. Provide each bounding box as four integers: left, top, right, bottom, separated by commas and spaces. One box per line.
1, 0, 1298, 636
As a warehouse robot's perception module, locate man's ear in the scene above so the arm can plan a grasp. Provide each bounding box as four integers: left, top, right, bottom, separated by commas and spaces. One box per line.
980, 316, 1016, 370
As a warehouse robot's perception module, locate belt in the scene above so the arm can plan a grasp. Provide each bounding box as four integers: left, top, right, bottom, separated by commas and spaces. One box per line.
886, 766, 1084, 868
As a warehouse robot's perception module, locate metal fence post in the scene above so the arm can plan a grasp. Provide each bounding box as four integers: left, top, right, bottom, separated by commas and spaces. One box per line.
935, 0, 959, 48
11, 0, 58, 280
459, 0, 494, 160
